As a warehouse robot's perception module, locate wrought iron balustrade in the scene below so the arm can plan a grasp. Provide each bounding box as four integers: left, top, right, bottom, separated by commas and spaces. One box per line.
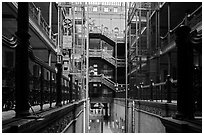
89, 49, 117, 66
28, 2, 57, 46
2, 35, 80, 111
138, 80, 177, 103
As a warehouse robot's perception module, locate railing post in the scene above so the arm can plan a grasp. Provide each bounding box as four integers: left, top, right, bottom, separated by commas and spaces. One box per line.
49, 72, 52, 108
56, 63, 62, 107
140, 82, 143, 100
150, 80, 154, 101
15, 2, 30, 117
69, 74, 73, 103
75, 80, 78, 101
37, 7, 41, 25
66, 80, 69, 104
40, 66, 44, 111
160, 84, 163, 102
137, 85, 140, 100
166, 75, 172, 103
139, 83, 141, 100
62, 79, 65, 105
49, 2, 52, 39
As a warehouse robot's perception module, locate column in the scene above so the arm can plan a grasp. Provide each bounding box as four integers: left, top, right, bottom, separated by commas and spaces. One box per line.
167, 3, 171, 76
49, 2, 52, 39
156, 7, 161, 82
15, 2, 30, 117
49, 72, 53, 108
175, 25, 194, 119
115, 41, 117, 83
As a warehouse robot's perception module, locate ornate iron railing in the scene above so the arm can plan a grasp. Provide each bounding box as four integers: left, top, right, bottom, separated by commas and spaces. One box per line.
28, 2, 57, 46
89, 74, 116, 91
2, 36, 80, 111
116, 80, 177, 103
89, 49, 117, 67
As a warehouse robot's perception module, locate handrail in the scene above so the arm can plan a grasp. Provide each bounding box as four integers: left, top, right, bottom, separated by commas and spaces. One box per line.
102, 74, 115, 85
142, 80, 177, 88
160, 4, 202, 41
2, 35, 78, 112
28, 3, 56, 46
188, 5, 202, 18
89, 49, 117, 66
89, 27, 121, 43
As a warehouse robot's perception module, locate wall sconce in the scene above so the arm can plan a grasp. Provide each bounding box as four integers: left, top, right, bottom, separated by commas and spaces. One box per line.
140, 82, 144, 88
150, 79, 154, 86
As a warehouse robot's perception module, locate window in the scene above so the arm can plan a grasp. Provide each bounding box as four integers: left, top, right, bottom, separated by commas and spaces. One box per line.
93, 64, 98, 68
104, 7, 108, 12
93, 83, 98, 87
113, 7, 118, 12
93, 6, 97, 12
85, 7, 87, 11
93, 64, 98, 75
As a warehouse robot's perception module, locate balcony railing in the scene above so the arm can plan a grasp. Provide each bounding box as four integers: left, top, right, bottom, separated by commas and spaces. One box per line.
2, 57, 78, 111
89, 26, 125, 42
89, 49, 117, 67
28, 3, 57, 46
89, 74, 116, 91
138, 80, 177, 103
151, 5, 202, 57
2, 36, 80, 111
101, 74, 116, 90
116, 80, 177, 103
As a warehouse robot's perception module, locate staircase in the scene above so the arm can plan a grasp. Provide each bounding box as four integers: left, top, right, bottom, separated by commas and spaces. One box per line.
89, 49, 116, 67
89, 32, 115, 46
101, 75, 116, 91
89, 74, 116, 91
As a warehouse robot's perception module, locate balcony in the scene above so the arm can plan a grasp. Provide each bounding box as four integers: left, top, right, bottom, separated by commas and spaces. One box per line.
2, 2, 57, 54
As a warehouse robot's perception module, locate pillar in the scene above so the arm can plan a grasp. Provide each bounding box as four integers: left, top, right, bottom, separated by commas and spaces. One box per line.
56, 63, 62, 106
167, 3, 172, 76
49, 2, 52, 39
167, 52, 172, 76
175, 25, 194, 119
15, 2, 30, 117
150, 80, 153, 101
49, 72, 53, 108
115, 41, 117, 83
166, 75, 172, 103
48, 51, 52, 108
